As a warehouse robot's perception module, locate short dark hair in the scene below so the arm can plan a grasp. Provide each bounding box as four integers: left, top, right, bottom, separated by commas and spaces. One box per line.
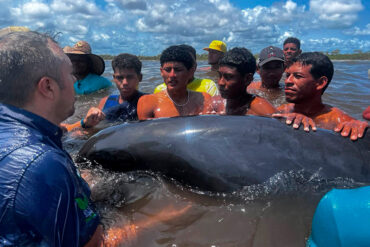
219, 47, 256, 76
160, 45, 194, 70
178, 44, 196, 62
0, 31, 64, 107
112, 53, 142, 75
283, 37, 301, 50
289, 52, 334, 93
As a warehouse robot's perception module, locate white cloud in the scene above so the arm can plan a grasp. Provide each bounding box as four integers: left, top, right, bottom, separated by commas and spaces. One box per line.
0, 0, 367, 55
344, 24, 370, 35
22, 1, 50, 18
309, 0, 363, 27
284, 0, 297, 13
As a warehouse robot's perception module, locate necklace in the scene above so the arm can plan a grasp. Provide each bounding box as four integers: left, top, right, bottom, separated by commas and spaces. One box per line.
165, 89, 190, 107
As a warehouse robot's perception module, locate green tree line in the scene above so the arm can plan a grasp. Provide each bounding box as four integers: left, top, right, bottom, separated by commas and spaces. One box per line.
100, 50, 370, 61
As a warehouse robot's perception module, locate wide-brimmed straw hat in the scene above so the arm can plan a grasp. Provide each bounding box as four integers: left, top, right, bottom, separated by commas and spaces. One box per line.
63, 40, 105, 75
0, 26, 30, 36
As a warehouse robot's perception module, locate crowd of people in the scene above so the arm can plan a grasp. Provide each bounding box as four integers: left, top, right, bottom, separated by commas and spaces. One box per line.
0, 28, 369, 246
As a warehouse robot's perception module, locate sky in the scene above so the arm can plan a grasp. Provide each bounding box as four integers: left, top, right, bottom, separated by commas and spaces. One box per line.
1, 0, 369, 55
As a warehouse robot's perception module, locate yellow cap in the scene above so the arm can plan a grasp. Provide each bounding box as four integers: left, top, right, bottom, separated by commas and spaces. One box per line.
0, 26, 30, 36
203, 40, 227, 53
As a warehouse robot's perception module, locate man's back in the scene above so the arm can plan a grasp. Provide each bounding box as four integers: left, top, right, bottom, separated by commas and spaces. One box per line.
0, 104, 99, 246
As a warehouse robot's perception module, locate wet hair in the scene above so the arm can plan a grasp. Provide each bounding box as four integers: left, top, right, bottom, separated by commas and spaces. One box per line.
283, 37, 301, 50
0, 31, 64, 107
160, 45, 194, 70
112, 53, 142, 75
289, 52, 334, 93
219, 47, 256, 76
178, 44, 196, 62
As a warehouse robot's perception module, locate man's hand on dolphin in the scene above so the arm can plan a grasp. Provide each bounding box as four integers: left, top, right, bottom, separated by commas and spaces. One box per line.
272, 112, 317, 132
334, 120, 368, 141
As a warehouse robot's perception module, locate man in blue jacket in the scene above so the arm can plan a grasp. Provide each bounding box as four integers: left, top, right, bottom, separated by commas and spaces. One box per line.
0, 31, 102, 246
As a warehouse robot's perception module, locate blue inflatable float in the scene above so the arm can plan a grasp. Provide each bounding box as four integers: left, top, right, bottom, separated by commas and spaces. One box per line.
308, 186, 370, 247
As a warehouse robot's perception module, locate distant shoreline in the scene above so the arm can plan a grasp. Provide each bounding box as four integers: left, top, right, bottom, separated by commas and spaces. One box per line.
100, 53, 370, 61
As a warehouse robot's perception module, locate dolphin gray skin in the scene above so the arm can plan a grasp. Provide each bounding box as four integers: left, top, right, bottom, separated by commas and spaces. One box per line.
78, 115, 370, 192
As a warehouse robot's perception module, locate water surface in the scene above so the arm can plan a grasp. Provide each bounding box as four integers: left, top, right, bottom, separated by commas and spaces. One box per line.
64, 60, 370, 247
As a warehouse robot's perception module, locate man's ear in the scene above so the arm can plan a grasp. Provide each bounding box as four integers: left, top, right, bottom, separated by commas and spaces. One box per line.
193, 62, 198, 71
37, 76, 57, 100
316, 76, 328, 91
190, 65, 196, 75
243, 73, 254, 87
298, 49, 302, 56
256, 65, 261, 75
138, 73, 143, 82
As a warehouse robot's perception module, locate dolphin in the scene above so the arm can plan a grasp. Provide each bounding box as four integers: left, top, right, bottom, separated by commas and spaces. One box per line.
78, 115, 370, 192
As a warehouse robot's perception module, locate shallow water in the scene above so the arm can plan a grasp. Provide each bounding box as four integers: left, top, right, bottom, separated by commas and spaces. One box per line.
64, 60, 370, 247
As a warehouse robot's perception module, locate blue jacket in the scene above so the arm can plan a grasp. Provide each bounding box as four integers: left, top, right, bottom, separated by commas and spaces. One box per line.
0, 103, 100, 246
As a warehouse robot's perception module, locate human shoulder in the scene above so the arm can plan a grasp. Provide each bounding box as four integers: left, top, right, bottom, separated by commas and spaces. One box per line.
248, 95, 277, 116
15, 149, 100, 247
137, 93, 161, 120
200, 91, 212, 99
25, 147, 76, 181
247, 81, 262, 91
98, 95, 109, 109
316, 105, 354, 122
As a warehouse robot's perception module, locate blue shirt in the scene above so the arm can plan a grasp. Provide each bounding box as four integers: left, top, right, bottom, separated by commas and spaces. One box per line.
74, 73, 112, 95
0, 103, 100, 246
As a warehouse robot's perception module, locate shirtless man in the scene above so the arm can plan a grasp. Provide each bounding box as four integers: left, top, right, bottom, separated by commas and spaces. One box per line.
247, 46, 286, 106
275, 52, 368, 140
283, 37, 302, 66
212, 47, 277, 116
153, 44, 219, 96
137, 45, 213, 120
62, 53, 145, 131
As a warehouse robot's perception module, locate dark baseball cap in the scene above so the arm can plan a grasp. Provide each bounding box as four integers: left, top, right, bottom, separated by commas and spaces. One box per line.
258, 46, 284, 66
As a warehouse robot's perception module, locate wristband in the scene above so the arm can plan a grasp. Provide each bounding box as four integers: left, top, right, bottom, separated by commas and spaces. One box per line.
80, 118, 87, 128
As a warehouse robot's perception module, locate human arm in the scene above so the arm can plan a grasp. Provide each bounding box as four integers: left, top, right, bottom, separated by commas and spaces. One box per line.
137, 94, 156, 120
248, 96, 277, 116
15, 151, 101, 246
60, 97, 108, 132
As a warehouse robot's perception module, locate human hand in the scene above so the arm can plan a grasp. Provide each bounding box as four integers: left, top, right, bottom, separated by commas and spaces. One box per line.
334, 120, 368, 141
273, 112, 317, 132
84, 107, 105, 128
